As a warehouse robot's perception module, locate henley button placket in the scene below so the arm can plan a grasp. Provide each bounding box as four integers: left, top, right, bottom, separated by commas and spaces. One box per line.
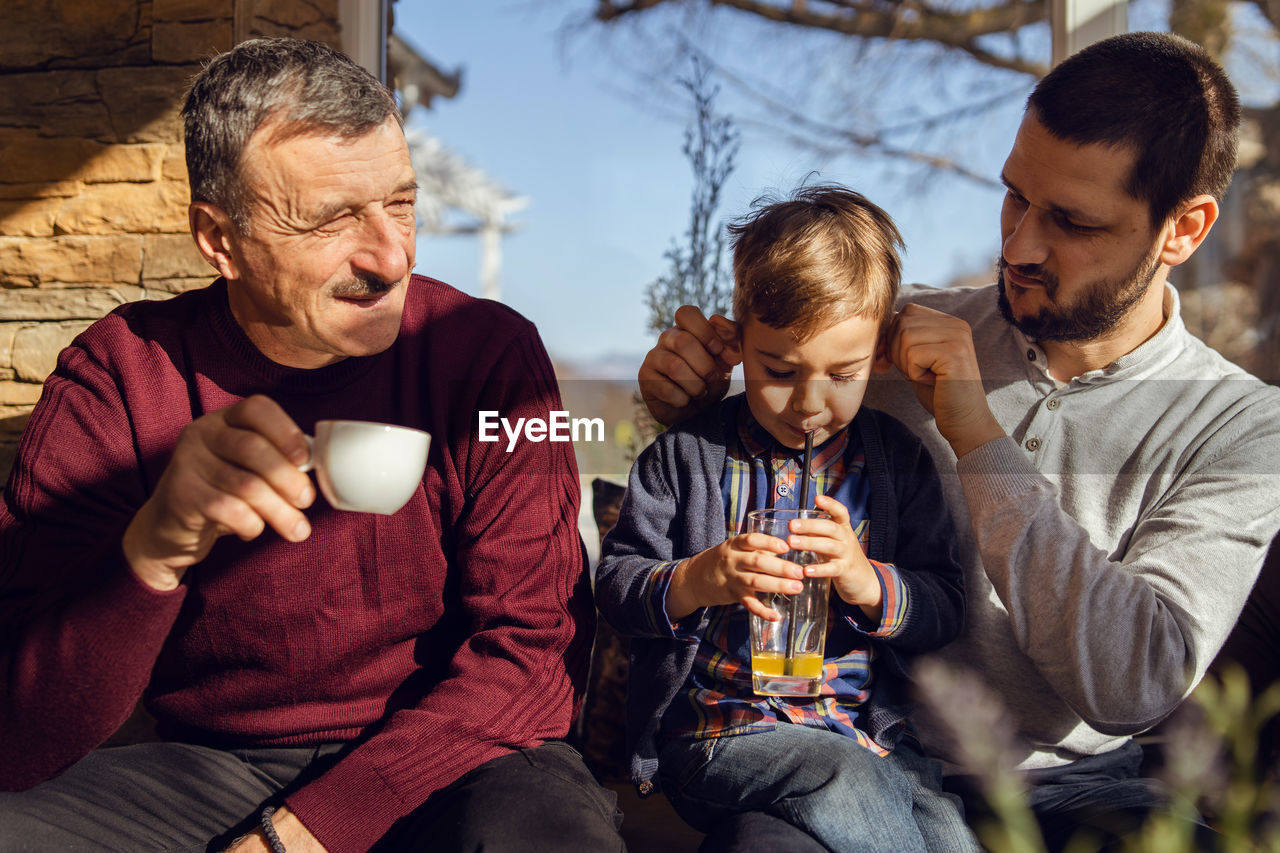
1025, 437, 1042, 452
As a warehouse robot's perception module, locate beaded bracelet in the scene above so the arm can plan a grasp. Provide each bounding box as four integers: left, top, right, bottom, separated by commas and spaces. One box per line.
260, 805, 287, 853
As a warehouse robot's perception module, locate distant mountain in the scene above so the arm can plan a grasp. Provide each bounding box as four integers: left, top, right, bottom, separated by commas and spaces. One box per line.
551, 351, 643, 382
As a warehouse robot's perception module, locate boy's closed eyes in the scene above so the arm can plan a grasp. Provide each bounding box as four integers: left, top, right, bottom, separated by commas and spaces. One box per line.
725, 313, 887, 450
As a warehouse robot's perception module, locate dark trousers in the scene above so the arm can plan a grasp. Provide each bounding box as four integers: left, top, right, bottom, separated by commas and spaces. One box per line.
0, 739, 624, 852
946, 739, 1208, 852
697, 811, 829, 853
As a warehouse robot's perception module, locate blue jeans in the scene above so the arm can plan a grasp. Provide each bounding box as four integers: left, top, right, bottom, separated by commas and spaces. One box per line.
659, 725, 980, 853
0, 740, 623, 852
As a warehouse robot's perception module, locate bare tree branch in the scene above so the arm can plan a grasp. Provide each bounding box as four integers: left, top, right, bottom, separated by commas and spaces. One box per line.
595, 0, 1050, 76
691, 45, 1006, 185
1244, 0, 1280, 34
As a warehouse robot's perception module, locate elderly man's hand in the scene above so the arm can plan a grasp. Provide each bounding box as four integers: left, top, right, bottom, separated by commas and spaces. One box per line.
122, 394, 315, 591
638, 305, 739, 428
223, 806, 327, 853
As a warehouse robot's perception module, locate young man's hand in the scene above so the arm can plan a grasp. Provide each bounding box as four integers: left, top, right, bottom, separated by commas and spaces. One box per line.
665, 532, 803, 621
885, 303, 1005, 458
787, 495, 884, 623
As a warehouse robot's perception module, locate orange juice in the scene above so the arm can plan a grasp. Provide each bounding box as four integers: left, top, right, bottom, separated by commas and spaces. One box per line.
751, 651, 823, 679
751, 651, 824, 696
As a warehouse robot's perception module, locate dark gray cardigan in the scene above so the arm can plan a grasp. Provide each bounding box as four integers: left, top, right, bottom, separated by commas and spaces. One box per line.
595, 394, 965, 794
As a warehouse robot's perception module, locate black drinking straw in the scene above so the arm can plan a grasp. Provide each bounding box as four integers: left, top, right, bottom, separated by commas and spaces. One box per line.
785, 430, 815, 675
798, 430, 814, 510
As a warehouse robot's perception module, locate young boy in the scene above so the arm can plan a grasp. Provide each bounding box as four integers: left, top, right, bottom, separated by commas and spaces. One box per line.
595, 186, 977, 851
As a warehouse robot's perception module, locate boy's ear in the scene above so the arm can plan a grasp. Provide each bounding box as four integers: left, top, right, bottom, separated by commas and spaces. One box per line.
708, 314, 742, 358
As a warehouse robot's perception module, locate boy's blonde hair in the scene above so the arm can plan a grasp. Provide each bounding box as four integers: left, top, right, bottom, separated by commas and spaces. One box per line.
729, 185, 903, 340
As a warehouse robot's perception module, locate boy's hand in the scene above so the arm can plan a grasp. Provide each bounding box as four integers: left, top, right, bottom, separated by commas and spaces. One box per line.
665, 532, 804, 622
787, 495, 884, 622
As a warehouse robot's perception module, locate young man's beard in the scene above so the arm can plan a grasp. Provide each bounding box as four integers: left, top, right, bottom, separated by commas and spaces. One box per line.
996, 249, 1161, 343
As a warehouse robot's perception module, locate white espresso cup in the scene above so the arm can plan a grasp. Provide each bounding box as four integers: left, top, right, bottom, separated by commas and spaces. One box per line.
300, 419, 431, 515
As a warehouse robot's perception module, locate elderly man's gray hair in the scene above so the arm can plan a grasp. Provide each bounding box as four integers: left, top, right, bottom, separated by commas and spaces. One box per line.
183, 37, 401, 232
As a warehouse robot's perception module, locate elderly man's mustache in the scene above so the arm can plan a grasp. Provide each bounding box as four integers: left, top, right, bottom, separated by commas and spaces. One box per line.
331, 275, 397, 298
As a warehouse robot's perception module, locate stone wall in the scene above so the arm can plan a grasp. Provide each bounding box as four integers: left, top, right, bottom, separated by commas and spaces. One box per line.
0, 0, 342, 480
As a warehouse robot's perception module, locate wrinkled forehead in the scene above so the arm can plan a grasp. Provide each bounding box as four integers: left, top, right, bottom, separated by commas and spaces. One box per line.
237, 118, 414, 224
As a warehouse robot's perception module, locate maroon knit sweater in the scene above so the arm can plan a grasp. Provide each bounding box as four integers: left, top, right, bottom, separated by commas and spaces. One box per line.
0, 275, 594, 852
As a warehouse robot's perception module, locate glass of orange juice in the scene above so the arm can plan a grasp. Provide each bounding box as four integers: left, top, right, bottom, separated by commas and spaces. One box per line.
746, 508, 830, 697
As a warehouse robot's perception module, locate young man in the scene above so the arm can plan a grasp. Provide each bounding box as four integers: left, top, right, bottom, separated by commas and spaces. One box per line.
0, 38, 623, 853
638, 31, 1280, 850
598, 186, 976, 851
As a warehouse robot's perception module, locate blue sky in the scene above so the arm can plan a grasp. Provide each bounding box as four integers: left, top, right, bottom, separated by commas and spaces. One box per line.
394, 3, 1013, 369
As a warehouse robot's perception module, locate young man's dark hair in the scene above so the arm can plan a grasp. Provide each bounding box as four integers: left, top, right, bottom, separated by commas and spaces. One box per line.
1028, 31, 1241, 228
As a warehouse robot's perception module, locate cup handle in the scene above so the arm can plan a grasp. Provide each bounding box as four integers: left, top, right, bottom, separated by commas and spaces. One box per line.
297, 434, 315, 473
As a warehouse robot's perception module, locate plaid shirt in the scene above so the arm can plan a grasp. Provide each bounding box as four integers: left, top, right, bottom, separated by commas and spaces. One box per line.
650, 403, 909, 754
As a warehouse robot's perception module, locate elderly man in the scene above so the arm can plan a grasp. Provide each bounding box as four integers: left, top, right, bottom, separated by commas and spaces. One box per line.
637, 31, 1280, 851
0, 38, 623, 853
